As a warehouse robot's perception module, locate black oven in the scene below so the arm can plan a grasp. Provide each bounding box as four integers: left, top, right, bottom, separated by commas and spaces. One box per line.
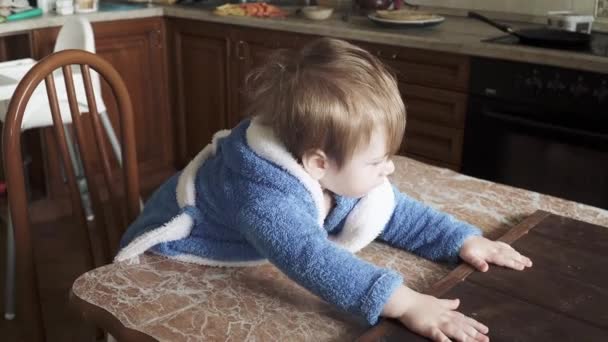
462, 57, 608, 209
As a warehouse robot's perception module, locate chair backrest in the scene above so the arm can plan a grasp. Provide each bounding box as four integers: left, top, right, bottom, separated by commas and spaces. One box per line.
2, 49, 140, 342
53, 16, 96, 53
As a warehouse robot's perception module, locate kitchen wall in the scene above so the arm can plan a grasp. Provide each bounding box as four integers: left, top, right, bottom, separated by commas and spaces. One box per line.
409, 0, 597, 16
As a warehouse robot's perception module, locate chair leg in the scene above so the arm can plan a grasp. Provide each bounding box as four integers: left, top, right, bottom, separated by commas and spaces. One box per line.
3, 212, 16, 320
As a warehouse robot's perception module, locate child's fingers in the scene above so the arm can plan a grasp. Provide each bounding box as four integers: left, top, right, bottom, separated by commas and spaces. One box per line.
465, 316, 489, 334
468, 255, 489, 272
492, 254, 528, 270
463, 324, 489, 342
429, 328, 451, 342
513, 254, 532, 267
443, 312, 488, 342
498, 242, 533, 267
458, 314, 489, 342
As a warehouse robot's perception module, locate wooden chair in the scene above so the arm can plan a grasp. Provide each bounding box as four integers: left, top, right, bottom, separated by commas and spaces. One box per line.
2, 49, 140, 342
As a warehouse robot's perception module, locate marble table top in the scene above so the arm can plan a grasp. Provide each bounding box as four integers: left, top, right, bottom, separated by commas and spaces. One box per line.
72, 156, 608, 341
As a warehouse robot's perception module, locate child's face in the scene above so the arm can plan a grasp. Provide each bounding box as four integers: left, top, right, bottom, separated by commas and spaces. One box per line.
320, 128, 395, 198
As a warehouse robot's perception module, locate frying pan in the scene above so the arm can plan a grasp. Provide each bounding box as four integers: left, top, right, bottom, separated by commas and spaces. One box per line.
469, 11, 591, 47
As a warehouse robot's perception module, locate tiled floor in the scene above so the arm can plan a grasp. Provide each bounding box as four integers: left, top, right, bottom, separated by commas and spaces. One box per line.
0, 213, 99, 341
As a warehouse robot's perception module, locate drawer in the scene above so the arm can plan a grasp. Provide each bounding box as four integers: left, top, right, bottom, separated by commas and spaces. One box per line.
354, 41, 470, 91
402, 120, 464, 166
399, 83, 468, 128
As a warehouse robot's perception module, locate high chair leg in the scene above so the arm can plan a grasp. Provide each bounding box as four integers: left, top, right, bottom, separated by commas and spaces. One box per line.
4, 212, 16, 320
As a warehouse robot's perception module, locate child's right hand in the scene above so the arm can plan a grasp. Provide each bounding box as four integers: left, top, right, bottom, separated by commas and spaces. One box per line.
383, 286, 489, 342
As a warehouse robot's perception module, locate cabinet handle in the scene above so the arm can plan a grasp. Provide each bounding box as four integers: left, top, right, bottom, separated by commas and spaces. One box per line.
390, 53, 398, 59
236, 40, 247, 61
151, 30, 162, 49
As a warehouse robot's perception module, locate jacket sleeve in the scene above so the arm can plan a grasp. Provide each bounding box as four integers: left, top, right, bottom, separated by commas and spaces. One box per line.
235, 193, 403, 325
378, 185, 482, 263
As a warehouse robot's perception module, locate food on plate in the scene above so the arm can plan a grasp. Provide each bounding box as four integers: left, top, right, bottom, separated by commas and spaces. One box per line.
375, 9, 439, 21
214, 2, 287, 18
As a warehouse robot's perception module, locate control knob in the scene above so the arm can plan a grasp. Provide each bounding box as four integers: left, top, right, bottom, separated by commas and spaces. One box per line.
569, 76, 589, 97
524, 69, 543, 94
546, 73, 566, 92
593, 80, 608, 103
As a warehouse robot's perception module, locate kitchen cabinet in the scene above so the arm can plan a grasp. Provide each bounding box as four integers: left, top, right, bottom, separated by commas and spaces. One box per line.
169, 18, 316, 166
168, 19, 231, 167
355, 41, 470, 170
29, 17, 174, 199
230, 28, 317, 127
169, 18, 470, 170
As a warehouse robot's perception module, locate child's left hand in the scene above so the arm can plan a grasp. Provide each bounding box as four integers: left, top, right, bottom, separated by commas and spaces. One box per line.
459, 236, 532, 272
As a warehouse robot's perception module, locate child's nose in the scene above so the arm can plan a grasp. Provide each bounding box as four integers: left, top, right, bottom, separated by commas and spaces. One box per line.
383, 160, 395, 176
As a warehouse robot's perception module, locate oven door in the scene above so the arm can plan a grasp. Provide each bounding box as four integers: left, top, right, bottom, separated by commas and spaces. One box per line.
462, 96, 608, 209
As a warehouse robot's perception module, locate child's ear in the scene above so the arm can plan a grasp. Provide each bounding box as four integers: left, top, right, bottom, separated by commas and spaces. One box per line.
301, 149, 329, 180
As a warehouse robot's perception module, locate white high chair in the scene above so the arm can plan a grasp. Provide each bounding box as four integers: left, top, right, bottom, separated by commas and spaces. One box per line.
2, 16, 123, 320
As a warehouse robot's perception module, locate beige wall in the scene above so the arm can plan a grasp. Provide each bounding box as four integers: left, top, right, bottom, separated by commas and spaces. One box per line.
409, 0, 597, 16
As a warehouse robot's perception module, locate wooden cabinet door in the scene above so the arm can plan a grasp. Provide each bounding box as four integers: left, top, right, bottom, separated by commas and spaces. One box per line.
231, 28, 316, 127
30, 17, 174, 197
352, 40, 470, 170
93, 18, 173, 189
169, 19, 230, 166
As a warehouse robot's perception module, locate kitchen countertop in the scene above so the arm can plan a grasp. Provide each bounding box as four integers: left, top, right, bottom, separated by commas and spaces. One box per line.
1, 4, 607, 73
71, 156, 608, 341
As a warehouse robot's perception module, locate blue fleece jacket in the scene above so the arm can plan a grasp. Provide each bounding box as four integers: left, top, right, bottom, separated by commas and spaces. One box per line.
116, 118, 481, 325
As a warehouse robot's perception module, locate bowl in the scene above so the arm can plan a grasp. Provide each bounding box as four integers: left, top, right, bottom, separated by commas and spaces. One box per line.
301, 6, 334, 20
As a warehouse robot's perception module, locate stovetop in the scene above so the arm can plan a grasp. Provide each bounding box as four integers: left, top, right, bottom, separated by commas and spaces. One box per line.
485, 31, 608, 58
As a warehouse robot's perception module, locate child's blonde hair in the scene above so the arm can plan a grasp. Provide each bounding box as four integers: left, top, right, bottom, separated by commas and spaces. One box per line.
243, 38, 406, 168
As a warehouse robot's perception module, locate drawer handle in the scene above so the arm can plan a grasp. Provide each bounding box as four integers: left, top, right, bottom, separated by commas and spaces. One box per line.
390, 53, 398, 59
236, 40, 247, 61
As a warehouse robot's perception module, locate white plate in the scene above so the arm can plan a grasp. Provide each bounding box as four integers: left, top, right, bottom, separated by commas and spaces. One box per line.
368, 13, 445, 27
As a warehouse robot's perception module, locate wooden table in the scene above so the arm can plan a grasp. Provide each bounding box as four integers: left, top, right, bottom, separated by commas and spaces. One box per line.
359, 210, 608, 341
69, 157, 608, 341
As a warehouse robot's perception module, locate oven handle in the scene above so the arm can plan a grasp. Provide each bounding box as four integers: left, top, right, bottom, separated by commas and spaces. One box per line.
482, 109, 608, 141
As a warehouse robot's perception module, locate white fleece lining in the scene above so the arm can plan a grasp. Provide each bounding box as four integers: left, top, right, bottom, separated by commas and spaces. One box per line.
116, 119, 396, 266
170, 254, 268, 267
115, 130, 230, 264
177, 129, 231, 207
329, 179, 395, 253
246, 117, 327, 226
114, 214, 194, 262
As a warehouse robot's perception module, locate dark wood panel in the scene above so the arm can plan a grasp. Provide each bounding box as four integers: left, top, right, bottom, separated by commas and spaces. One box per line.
448, 281, 608, 342
94, 18, 173, 178
531, 214, 608, 253
400, 83, 468, 128
403, 119, 464, 166
0, 33, 32, 61
170, 19, 230, 166
511, 231, 608, 289
359, 211, 608, 341
358, 279, 608, 342
230, 28, 316, 127
467, 261, 608, 329
354, 41, 470, 91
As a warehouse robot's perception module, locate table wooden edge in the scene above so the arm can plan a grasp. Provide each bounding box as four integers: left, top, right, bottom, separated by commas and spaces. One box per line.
69, 288, 159, 342
356, 210, 552, 342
